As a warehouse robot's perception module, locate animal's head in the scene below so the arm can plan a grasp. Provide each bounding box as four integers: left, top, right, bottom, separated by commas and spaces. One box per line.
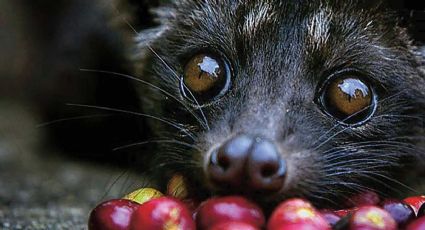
120, 0, 425, 207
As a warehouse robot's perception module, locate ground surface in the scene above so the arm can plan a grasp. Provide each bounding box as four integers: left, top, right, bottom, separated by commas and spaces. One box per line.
0, 102, 145, 229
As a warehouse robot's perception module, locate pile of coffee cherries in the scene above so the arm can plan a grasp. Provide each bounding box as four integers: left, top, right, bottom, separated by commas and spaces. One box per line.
89, 175, 425, 230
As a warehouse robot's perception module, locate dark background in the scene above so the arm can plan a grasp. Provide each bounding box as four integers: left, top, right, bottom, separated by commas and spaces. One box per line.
0, 1, 155, 228
0, 0, 423, 228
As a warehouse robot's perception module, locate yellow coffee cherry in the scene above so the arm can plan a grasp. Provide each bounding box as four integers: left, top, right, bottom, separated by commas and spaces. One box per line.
123, 188, 163, 204
167, 174, 189, 199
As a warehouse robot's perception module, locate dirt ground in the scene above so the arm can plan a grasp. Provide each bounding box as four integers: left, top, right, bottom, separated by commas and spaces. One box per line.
0, 102, 146, 229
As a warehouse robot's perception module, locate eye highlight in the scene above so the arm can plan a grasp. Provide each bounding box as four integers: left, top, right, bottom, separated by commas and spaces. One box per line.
320, 76, 376, 124
181, 53, 230, 104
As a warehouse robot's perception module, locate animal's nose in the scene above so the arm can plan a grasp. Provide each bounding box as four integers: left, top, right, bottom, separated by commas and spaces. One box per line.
208, 135, 286, 193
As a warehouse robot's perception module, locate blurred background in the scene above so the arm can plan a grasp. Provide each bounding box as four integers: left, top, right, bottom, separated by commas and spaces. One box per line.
0, 1, 159, 228
0, 0, 423, 229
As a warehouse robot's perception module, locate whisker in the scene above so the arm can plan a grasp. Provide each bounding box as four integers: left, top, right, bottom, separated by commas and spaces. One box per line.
114, 139, 201, 152
312, 89, 410, 147
100, 170, 129, 201
79, 68, 209, 130
362, 171, 417, 194
319, 181, 372, 195
389, 135, 425, 141
313, 125, 352, 151
146, 45, 211, 130
326, 141, 422, 155
115, 12, 211, 130
308, 193, 340, 207
36, 114, 114, 128
323, 158, 397, 169
66, 103, 195, 140
374, 114, 424, 122
119, 171, 133, 195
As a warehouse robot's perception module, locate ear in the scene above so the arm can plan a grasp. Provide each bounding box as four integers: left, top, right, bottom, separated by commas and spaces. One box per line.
115, 0, 175, 44
115, 0, 165, 30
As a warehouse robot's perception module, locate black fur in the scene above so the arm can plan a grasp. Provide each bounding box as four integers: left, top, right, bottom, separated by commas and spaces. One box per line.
121, 0, 425, 207
17, 0, 424, 208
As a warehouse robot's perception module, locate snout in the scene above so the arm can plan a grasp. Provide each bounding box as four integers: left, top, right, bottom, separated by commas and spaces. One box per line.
207, 134, 286, 194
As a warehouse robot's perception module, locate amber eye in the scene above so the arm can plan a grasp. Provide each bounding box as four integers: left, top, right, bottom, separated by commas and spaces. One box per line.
181, 53, 230, 104
322, 77, 376, 124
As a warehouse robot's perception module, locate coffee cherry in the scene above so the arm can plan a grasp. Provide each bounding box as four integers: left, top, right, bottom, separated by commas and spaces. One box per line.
381, 199, 414, 226
267, 198, 330, 230
167, 174, 189, 200
88, 199, 139, 230
270, 222, 322, 230
210, 221, 259, 230
404, 196, 425, 216
130, 197, 195, 230
320, 210, 341, 227
406, 216, 425, 230
418, 203, 425, 217
334, 208, 358, 217
196, 196, 265, 230
350, 206, 396, 230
